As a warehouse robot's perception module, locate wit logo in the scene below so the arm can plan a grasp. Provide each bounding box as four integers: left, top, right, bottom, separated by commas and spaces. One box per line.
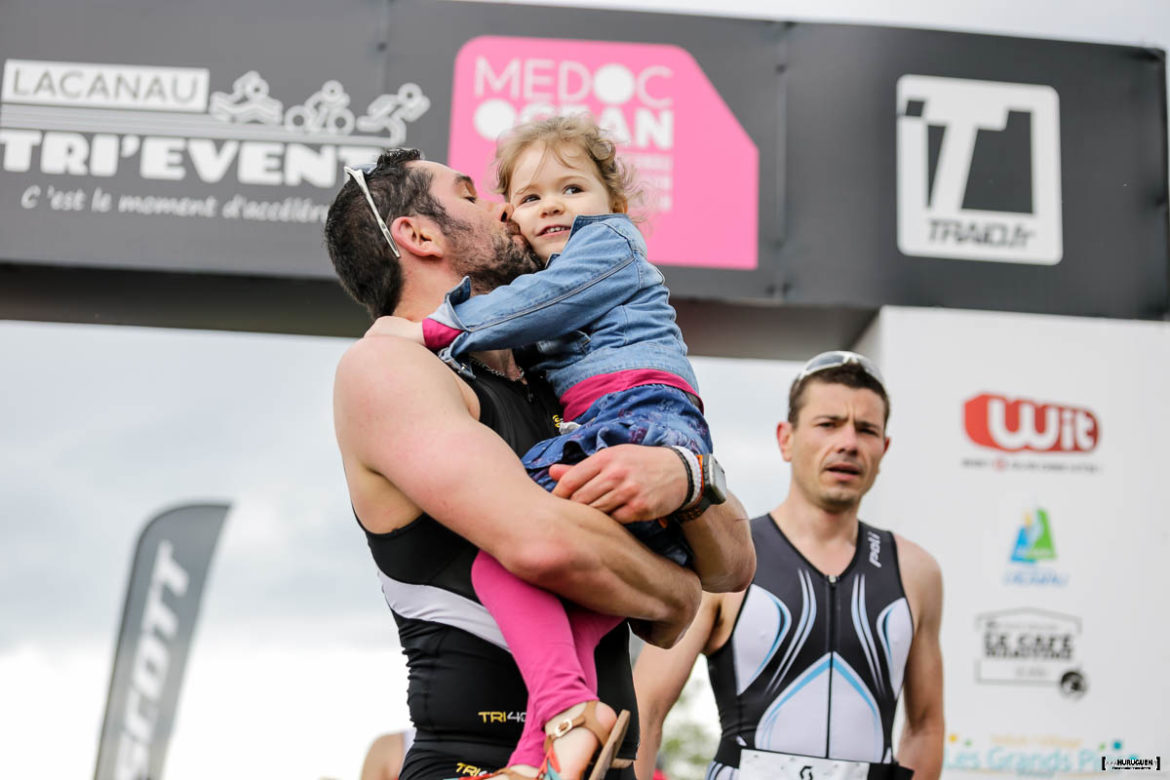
896, 75, 1062, 265
964, 393, 1099, 454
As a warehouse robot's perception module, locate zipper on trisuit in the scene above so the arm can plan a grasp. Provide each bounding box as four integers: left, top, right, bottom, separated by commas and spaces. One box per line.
825, 573, 838, 758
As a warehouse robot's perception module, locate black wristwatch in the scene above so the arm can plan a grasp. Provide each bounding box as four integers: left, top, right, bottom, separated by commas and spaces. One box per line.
673, 453, 728, 523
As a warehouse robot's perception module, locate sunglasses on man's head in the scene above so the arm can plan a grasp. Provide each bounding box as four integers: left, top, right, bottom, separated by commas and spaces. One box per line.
344, 164, 401, 259
794, 350, 886, 392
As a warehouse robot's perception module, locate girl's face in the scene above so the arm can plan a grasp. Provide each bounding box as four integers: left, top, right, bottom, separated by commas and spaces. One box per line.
506, 142, 618, 260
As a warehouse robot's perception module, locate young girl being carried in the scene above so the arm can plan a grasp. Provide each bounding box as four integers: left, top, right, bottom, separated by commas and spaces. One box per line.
381, 114, 723, 780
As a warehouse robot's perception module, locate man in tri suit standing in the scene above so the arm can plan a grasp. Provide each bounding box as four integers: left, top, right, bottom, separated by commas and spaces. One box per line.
326, 149, 754, 780
634, 352, 944, 780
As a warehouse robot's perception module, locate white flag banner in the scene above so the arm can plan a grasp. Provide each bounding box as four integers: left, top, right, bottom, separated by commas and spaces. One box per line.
93, 504, 228, 780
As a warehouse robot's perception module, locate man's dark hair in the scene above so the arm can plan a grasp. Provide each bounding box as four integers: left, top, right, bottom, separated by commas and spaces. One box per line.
787, 364, 891, 428
325, 148, 450, 320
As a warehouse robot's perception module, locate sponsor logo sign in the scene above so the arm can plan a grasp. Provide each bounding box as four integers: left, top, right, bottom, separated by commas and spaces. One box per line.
447, 36, 758, 270
1102, 756, 1163, 772
965, 393, 1098, 454
866, 529, 883, 568
961, 393, 1101, 474
946, 734, 1146, 776
1004, 506, 1069, 587
896, 75, 1063, 265
976, 608, 1086, 697
93, 504, 228, 780
1, 59, 429, 224
739, 750, 870, 780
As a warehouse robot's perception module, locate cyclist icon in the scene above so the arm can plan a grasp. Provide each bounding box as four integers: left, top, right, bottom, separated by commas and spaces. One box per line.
285, 80, 355, 135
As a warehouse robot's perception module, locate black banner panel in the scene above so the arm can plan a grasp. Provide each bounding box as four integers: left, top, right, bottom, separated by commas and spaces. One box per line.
781, 25, 1168, 318
0, 0, 1165, 319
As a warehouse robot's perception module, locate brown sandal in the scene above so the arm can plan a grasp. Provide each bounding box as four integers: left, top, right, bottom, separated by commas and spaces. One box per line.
538, 701, 631, 780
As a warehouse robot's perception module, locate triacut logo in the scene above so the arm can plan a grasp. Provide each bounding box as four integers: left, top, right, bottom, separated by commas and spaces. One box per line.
896, 75, 1062, 265
964, 394, 1098, 454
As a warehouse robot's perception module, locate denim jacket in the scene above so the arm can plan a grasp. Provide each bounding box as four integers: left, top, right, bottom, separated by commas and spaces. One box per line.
427, 214, 699, 400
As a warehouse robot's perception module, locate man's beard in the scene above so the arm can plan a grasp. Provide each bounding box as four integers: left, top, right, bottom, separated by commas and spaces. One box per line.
447, 219, 542, 294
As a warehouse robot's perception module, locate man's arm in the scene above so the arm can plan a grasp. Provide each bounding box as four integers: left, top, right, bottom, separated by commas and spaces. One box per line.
632, 592, 723, 780
678, 493, 754, 593
549, 448, 755, 593
895, 536, 945, 780
334, 335, 699, 637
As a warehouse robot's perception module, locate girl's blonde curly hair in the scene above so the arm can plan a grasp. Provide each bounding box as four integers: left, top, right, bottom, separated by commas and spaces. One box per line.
493, 113, 639, 214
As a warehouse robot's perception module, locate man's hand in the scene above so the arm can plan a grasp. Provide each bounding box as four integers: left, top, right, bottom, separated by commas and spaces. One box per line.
549, 444, 687, 523
551, 444, 755, 593
366, 315, 425, 344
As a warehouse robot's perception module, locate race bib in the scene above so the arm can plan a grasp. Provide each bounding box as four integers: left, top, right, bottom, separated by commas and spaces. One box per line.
739, 749, 871, 780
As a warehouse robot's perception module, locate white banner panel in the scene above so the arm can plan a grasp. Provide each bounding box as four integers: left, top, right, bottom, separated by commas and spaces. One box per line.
855, 307, 1169, 777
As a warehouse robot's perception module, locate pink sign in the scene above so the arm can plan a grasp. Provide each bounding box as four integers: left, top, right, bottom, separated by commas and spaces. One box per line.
449, 36, 758, 271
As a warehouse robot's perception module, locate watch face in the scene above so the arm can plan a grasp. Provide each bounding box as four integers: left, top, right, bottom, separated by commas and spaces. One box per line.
706, 456, 728, 503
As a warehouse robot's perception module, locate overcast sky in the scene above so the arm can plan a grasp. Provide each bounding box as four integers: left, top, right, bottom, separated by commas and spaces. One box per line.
3, 0, 1168, 778
0, 319, 798, 779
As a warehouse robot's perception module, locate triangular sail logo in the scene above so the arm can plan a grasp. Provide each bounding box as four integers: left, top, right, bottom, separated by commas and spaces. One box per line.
1011, 508, 1056, 563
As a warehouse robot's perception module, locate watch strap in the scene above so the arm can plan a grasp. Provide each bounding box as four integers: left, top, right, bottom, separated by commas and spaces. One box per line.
673, 495, 711, 524
669, 446, 702, 512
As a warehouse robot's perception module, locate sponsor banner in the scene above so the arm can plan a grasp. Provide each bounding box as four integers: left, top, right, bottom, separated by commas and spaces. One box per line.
976, 608, 1086, 694
964, 394, 1098, 455
945, 733, 1158, 777
896, 75, 1062, 265
1, 60, 426, 188
0, 49, 426, 276
93, 504, 228, 780
782, 25, 1166, 318
374, 0, 783, 301
1104, 756, 1164, 773
0, 1, 1163, 317
0, 0, 433, 278
855, 307, 1170, 776
1003, 505, 1070, 587
960, 392, 1102, 475
2, 60, 211, 112
0, 0, 779, 297
448, 36, 758, 270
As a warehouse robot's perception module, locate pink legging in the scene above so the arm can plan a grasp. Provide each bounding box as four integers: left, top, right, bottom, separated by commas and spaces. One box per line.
472, 551, 622, 768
